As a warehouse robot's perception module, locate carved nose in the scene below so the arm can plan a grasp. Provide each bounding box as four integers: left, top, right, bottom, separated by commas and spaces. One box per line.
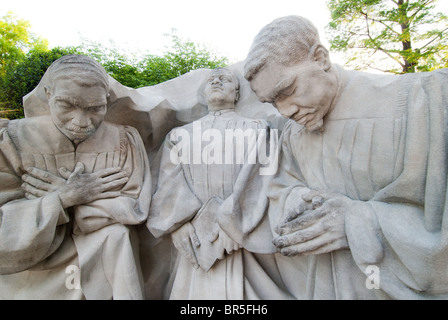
276, 101, 299, 118
72, 111, 91, 127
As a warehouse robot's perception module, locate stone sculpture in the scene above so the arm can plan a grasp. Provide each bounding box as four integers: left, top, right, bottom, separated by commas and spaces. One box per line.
2, 14, 447, 300
146, 67, 295, 299
244, 15, 448, 299
0, 55, 151, 299
15, 57, 280, 301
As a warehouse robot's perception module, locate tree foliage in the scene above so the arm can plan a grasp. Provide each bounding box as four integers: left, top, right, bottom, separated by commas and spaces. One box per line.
0, 11, 48, 76
326, 0, 448, 73
1, 24, 229, 119
69, 39, 150, 89
140, 31, 229, 85
1, 47, 77, 118
72, 32, 229, 88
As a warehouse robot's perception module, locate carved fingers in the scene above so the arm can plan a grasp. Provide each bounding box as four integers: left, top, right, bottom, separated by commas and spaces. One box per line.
218, 229, 240, 254
284, 190, 325, 223
277, 235, 349, 256
276, 206, 327, 236
90, 167, 130, 197
171, 222, 200, 269
274, 189, 350, 256
22, 167, 67, 199
22, 162, 130, 208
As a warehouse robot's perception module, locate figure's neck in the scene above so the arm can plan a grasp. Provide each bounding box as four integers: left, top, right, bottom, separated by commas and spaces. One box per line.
328, 64, 347, 115
307, 65, 346, 134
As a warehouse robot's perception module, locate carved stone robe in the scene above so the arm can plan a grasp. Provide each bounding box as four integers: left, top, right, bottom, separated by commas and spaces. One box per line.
0, 116, 151, 299
269, 66, 448, 299
147, 110, 294, 299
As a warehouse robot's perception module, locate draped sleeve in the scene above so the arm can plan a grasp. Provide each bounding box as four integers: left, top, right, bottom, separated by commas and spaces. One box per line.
345, 70, 448, 299
146, 128, 202, 238
147, 116, 278, 270
216, 119, 277, 254
0, 122, 69, 274
266, 120, 311, 231
73, 125, 152, 234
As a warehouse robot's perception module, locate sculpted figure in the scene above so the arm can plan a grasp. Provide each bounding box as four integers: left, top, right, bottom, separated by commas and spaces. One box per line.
0, 55, 151, 299
147, 67, 294, 299
244, 15, 448, 299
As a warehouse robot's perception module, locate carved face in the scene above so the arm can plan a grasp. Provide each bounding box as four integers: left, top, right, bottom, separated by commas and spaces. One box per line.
204, 69, 238, 111
249, 61, 338, 132
47, 78, 108, 144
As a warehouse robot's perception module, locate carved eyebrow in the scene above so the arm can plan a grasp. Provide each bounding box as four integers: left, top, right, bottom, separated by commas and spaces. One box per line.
208, 74, 233, 82
54, 96, 106, 108
54, 96, 79, 106
271, 75, 297, 101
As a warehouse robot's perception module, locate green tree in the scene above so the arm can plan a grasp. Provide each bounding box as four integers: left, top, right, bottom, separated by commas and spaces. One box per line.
0, 11, 48, 76
1, 47, 76, 119
139, 31, 229, 85
66, 33, 228, 87
71, 39, 149, 88
326, 0, 448, 73
1, 31, 229, 119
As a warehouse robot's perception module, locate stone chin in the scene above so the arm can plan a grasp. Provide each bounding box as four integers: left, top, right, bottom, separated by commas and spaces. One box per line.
206, 92, 227, 104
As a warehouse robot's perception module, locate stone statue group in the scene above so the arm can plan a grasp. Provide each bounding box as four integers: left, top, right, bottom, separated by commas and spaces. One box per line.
1, 15, 447, 300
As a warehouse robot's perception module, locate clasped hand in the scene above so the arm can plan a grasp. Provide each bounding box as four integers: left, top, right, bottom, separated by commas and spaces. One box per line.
21, 162, 129, 208
171, 222, 239, 269
273, 190, 351, 256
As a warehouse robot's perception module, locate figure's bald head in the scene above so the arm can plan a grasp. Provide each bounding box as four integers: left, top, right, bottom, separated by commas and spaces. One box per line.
205, 67, 240, 111
244, 15, 326, 81
45, 54, 110, 94
244, 16, 338, 133
44, 55, 110, 144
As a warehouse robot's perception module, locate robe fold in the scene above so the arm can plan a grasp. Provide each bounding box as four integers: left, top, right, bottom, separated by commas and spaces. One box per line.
0, 116, 151, 299
147, 110, 294, 299
269, 65, 448, 299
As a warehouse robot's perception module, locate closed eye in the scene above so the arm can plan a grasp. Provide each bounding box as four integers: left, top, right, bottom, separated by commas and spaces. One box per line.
281, 85, 296, 97
57, 102, 75, 110
272, 76, 297, 101
89, 105, 106, 113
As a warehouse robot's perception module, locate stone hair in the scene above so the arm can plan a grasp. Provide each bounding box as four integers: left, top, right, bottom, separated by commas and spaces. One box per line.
45, 54, 110, 93
244, 15, 322, 81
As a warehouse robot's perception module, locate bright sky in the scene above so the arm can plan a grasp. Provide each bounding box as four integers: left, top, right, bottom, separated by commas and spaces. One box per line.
3, 0, 447, 66
2, 0, 340, 64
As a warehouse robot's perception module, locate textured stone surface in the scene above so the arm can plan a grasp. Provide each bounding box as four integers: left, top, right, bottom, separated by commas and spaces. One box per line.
2, 15, 448, 300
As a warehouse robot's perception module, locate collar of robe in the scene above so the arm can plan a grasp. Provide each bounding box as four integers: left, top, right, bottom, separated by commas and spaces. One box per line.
208, 108, 235, 116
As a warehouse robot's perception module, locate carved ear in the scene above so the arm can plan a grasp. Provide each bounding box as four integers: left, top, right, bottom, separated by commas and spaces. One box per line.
313, 44, 332, 72
235, 89, 240, 103
44, 86, 52, 100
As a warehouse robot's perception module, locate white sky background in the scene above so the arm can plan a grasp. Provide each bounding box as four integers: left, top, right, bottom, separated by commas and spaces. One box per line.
2, 0, 448, 66
2, 0, 341, 63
